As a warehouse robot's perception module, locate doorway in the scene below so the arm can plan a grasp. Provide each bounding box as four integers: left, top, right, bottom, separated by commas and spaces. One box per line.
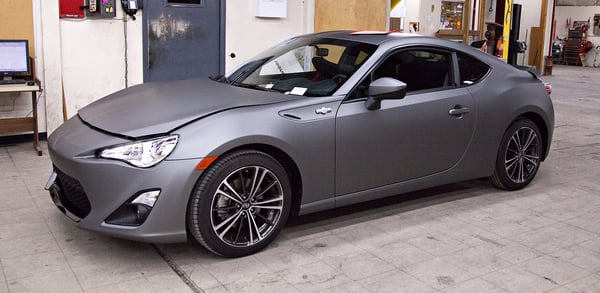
143, 0, 225, 82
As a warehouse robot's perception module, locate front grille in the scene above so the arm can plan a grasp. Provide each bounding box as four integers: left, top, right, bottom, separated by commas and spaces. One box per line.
55, 168, 91, 219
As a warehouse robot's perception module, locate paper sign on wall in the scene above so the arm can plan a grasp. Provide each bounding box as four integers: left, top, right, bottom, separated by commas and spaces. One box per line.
256, 0, 287, 18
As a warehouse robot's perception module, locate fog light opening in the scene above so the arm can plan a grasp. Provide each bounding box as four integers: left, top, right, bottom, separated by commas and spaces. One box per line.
105, 190, 160, 226
135, 204, 152, 224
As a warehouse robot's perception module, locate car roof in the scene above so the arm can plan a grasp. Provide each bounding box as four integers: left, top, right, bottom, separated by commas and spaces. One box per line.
303, 30, 487, 57
305, 30, 428, 45
316, 30, 520, 68
303, 30, 532, 86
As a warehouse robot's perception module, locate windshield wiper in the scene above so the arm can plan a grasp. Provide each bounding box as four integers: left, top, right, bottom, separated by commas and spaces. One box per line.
210, 74, 230, 83
232, 82, 281, 93
228, 57, 273, 85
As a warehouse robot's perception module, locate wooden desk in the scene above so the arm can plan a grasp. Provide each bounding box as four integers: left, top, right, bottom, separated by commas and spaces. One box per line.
0, 81, 43, 155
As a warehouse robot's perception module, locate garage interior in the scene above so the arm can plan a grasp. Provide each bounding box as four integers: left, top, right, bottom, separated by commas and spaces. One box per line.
1, 0, 600, 292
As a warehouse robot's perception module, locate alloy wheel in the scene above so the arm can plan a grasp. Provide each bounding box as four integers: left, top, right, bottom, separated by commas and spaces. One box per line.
504, 126, 540, 184
210, 166, 284, 247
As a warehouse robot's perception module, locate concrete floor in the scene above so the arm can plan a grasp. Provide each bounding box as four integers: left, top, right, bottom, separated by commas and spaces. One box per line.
1, 65, 599, 293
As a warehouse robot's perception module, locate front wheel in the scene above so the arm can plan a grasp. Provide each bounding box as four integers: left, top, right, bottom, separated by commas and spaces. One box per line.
491, 119, 543, 190
187, 150, 292, 257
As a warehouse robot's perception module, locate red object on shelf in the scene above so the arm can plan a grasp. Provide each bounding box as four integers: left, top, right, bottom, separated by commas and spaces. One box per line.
59, 0, 85, 19
583, 41, 593, 53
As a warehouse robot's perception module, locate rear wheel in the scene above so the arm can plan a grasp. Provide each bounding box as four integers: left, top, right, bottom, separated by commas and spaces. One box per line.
187, 150, 291, 257
491, 119, 543, 190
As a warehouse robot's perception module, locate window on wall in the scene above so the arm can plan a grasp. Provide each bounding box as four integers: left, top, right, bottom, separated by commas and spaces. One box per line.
594, 14, 600, 36
440, 1, 465, 31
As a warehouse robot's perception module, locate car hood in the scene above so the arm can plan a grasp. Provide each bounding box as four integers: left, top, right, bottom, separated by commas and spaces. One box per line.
78, 78, 290, 138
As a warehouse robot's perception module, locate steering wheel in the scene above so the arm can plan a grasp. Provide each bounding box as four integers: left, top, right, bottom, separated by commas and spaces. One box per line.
332, 74, 348, 84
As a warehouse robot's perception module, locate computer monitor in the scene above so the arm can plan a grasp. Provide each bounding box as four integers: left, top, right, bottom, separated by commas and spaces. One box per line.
0, 40, 30, 80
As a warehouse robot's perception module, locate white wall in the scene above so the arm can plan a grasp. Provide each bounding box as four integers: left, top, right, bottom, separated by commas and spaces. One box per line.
405, 0, 422, 32
555, 5, 600, 38
35, 1, 143, 134
555, 5, 600, 67
419, 0, 442, 36
403, 0, 444, 36
38, 0, 63, 135
59, 15, 143, 119
225, 0, 313, 72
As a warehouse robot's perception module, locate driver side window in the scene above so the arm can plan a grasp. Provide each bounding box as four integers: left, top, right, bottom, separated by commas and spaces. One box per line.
349, 48, 454, 100
374, 49, 453, 91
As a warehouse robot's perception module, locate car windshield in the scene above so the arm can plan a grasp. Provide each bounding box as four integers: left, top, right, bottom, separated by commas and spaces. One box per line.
223, 37, 377, 97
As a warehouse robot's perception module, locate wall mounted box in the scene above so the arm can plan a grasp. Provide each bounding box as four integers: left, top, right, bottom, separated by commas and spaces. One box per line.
59, 0, 85, 19
256, 0, 287, 18
86, 0, 117, 18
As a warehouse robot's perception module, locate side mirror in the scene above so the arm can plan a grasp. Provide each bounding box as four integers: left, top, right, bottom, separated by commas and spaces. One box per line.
365, 77, 407, 110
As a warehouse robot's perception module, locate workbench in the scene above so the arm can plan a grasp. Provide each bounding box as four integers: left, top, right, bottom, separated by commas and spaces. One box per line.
0, 81, 43, 155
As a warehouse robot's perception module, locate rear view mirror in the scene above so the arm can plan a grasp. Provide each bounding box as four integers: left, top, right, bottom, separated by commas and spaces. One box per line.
365, 78, 407, 110
316, 48, 329, 57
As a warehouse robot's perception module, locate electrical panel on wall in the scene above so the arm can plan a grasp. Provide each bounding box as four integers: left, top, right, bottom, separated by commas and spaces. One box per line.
59, 0, 86, 19
86, 0, 116, 18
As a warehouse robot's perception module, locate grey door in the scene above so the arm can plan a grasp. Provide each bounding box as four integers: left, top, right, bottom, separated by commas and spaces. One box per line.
335, 48, 476, 196
143, 0, 224, 82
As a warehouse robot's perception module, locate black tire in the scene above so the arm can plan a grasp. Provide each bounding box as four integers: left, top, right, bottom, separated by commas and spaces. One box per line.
491, 119, 543, 190
187, 150, 291, 257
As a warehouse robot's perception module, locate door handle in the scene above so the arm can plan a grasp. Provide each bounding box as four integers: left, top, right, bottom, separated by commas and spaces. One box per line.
448, 106, 470, 116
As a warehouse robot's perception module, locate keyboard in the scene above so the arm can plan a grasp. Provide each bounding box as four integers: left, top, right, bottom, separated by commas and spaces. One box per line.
0, 79, 27, 85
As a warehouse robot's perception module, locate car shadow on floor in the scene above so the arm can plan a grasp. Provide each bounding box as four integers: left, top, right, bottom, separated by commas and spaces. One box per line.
285, 178, 494, 228
157, 178, 499, 258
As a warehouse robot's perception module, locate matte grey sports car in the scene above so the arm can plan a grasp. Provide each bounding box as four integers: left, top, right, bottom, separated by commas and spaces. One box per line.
46, 31, 554, 257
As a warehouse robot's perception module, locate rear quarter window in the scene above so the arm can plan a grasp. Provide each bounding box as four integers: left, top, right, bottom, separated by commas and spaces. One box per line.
458, 52, 490, 85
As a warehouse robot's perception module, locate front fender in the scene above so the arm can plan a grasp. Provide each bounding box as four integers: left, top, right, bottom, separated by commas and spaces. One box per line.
169, 104, 337, 206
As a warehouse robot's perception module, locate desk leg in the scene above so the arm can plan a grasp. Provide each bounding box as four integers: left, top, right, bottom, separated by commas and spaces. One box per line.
32, 91, 42, 156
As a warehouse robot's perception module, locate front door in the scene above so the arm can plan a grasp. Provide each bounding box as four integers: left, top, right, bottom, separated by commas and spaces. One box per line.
143, 0, 224, 82
335, 48, 476, 196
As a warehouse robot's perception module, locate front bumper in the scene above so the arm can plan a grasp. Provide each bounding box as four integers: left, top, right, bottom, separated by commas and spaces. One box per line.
46, 116, 202, 243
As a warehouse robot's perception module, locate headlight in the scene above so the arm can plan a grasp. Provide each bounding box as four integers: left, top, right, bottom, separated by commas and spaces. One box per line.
99, 135, 179, 168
